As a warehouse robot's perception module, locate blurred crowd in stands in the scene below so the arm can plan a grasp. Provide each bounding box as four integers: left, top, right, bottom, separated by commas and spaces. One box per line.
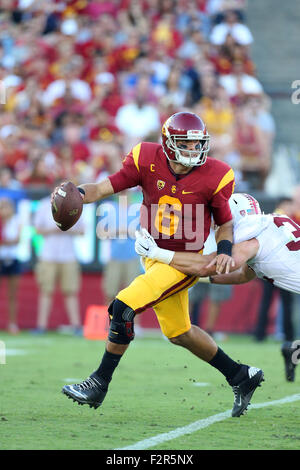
0, 0, 276, 194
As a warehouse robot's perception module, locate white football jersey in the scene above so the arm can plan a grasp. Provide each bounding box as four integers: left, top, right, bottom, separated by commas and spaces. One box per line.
233, 214, 300, 294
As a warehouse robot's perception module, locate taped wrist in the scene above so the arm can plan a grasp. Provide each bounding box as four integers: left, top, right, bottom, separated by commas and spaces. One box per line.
108, 299, 135, 344
77, 186, 85, 196
152, 247, 175, 264
197, 276, 211, 284
217, 240, 232, 256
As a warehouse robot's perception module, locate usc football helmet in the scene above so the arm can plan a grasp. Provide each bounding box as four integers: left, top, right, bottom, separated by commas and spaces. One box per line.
162, 112, 210, 167
229, 193, 262, 222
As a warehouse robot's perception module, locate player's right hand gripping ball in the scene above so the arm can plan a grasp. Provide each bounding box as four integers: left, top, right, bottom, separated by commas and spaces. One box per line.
51, 181, 83, 231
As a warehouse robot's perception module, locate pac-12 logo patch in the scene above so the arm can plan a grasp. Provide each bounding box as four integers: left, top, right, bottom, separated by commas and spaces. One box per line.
157, 180, 165, 190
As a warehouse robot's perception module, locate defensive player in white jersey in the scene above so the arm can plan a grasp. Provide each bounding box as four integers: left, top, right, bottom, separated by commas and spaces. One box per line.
135, 193, 300, 381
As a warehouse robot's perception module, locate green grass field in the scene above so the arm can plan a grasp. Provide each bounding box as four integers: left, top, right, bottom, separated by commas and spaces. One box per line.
1, 331, 300, 450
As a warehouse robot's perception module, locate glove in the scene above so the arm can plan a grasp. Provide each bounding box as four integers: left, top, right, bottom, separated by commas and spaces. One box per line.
135, 228, 157, 258
135, 228, 175, 264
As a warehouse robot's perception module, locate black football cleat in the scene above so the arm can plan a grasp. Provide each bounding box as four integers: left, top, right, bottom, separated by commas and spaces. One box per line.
231, 366, 264, 417
62, 374, 108, 409
281, 341, 299, 382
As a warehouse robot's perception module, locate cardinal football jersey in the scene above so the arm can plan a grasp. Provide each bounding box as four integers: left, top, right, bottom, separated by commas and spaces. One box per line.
109, 142, 235, 252
234, 214, 300, 294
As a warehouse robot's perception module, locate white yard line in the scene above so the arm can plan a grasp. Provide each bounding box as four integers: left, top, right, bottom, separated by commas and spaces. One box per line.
1, 339, 54, 346
116, 393, 300, 450
4, 349, 28, 356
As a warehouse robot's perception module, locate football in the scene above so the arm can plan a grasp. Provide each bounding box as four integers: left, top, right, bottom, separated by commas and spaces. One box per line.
51, 181, 83, 231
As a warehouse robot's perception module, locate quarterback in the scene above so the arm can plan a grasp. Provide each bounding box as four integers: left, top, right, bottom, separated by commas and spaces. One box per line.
54, 113, 264, 418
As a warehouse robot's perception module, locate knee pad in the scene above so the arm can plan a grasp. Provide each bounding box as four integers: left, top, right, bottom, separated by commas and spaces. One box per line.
108, 299, 135, 344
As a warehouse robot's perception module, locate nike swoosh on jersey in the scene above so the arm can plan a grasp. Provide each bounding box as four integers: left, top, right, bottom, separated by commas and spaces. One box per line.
182, 190, 193, 194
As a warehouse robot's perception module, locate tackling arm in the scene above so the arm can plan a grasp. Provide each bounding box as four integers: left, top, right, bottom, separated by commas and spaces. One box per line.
209, 264, 257, 285
169, 239, 259, 277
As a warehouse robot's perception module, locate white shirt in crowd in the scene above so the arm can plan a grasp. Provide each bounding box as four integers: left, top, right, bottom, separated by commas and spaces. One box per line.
34, 196, 85, 263
115, 102, 161, 153
219, 73, 263, 97
210, 21, 253, 46
0, 214, 21, 260
42, 79, 92, 107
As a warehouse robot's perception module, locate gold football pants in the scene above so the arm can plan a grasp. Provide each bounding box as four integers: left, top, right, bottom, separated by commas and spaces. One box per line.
116, 258, 198, 338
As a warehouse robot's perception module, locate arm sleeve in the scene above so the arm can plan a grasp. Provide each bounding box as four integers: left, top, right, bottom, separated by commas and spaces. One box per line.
210, 168, 235, 226
108, 143, 142, 193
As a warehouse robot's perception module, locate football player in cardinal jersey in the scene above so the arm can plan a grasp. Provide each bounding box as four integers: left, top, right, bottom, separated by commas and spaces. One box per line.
54, 112, 264, 418
135, 193, 300, 382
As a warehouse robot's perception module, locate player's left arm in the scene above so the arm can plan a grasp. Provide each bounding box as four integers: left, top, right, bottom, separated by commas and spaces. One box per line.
208, 166, 235, 274
211, 219, 235, 274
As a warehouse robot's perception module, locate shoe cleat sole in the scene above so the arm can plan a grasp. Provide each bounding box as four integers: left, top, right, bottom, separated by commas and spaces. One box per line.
62, 389, 101, 409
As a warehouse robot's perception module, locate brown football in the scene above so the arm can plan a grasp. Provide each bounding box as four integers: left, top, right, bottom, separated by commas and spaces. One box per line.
51, 181, 83, 231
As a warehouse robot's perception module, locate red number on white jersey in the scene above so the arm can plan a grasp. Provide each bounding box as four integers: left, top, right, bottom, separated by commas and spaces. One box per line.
273, 216, 300, 251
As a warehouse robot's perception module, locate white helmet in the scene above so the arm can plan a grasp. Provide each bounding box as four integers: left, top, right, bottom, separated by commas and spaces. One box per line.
229, 193, 262, 222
